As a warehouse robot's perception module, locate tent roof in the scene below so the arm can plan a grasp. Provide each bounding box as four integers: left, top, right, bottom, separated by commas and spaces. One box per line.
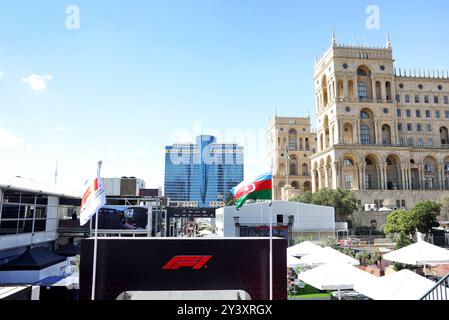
287, 241, 323, 258
298, 263, 375, 290
298, 247, 360, 267
55, 243, 80, 257
0, 173, 80, 198
354, 270, 443, 300
0, 248, 66, 271
287, 255, 302, 268
383, 241, 449, 265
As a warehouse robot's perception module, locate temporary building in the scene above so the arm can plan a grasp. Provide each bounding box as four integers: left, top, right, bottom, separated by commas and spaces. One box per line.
0, 248, 67, 284
383, 240, 449, 266
298, 247, 360, 267
287, 255, 303, 268
354, 269, 444, 300
298, 263, 375, 291
287, 241, 323, 258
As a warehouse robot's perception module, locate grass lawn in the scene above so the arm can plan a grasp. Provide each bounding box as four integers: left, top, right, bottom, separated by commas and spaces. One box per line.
288, 284, 332, 299
289, 293, 332, 299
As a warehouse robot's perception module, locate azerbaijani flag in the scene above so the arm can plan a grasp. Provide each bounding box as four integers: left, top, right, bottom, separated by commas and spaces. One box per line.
230, 173, 272, 210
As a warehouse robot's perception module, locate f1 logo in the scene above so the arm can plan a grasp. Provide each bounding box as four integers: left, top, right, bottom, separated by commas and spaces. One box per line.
163, 255, 212, 270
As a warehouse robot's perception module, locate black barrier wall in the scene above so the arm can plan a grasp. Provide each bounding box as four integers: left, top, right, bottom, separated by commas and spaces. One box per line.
80, 238, 287, 300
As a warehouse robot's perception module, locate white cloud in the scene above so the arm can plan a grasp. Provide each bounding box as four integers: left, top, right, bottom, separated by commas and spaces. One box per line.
22, 74, 53, 91
0, 71, 3, 79
0, 128, 24, 148
137, 149, 146, 156
57, 125, 72, 133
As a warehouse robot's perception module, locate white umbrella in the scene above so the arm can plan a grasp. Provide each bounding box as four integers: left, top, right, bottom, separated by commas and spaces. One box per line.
298, 247, 360, 267
354, 270, 442, 300
287, 255, 302, 268
287, 241, 323, 258
383, 240, 449, 266
298, 263, 375, 291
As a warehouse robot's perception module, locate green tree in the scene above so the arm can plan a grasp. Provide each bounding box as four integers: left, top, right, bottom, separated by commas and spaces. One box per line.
384, 209, 415, 235
439, 196, 449, 221
290, 189, 357, 222
225, 192, 236, 207
290, 192, 313, 204
410, 201, 441, 235
384, 201, 441, 271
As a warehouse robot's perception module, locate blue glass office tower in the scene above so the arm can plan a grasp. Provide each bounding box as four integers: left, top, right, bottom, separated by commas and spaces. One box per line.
164, 135, 244, 207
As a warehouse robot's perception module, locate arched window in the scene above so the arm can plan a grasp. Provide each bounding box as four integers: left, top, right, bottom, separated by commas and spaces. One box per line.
302, 163, 309, 176
358, 82, 368, 100
290, 162, 298, 176
288, 129, 298, 151
445, 162, 449, 172
424, 161, 432, 172
343, 159, 354, 166
361, 125, 371, 145
360, 111, 370, 119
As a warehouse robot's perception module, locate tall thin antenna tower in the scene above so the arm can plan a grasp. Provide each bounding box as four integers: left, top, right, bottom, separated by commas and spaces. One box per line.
54, 161, 58, 185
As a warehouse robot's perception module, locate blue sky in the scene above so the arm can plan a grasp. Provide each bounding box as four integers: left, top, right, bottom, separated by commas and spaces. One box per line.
1, 0, 449, 192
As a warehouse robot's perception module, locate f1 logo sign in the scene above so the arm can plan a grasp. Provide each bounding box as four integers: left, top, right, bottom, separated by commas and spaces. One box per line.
163, 255, 212, 270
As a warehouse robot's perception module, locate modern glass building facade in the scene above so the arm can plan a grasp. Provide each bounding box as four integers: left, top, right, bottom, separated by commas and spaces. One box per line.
164, 135, 244, 208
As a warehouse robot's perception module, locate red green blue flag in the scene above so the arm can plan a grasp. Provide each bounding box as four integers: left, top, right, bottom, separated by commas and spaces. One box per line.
230, 173, 272, 210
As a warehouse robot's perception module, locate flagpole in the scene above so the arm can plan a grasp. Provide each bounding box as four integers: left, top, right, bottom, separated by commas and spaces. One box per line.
285, 144, 289, 187
269, 201, 273, 301
91, 208, 99, 300
91, 161, 102, 301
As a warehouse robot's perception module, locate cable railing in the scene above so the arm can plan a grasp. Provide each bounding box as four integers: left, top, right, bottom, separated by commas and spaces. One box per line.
420, 272, 449, 300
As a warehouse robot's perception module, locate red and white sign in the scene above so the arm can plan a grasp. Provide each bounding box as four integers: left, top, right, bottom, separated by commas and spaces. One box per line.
162, 256, 212, 270
80, 165, 106, 226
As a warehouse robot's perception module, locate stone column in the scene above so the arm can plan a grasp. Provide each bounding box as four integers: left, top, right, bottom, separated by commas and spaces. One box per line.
381, 80, 386, 102
318, 167, 323, 190
343, 80, 348, 101
379, 165, 384, 190
382, 165, 388, 190
374, 121, 379, 145
419, 166, 424, 190
329, 124, 334, 147
324, 165, 329, 189
311, 168, 317, 193
332, 162, 339, 189
356, 120, 361, 144
359, 163, 366, 190
401, 165, 406, 190
439, 165, 444, 190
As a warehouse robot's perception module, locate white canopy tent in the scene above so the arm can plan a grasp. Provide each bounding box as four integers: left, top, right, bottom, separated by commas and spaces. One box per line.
298, 247, 360, 267
383, 240, 449, 266
287, 255, 303, 268
298, 263, 375, 291
354, 269, 444, 300
287, 241, 323, 258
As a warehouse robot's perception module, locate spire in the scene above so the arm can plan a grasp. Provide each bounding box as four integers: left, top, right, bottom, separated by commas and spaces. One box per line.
54, 161, 58, 185
332, 29, 337, 46
386, 32, 391, 49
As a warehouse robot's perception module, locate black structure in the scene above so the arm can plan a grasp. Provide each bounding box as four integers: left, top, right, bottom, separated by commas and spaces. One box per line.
79, 238, 287, 300
166, 207, 216, 219
0, 248, 66, 271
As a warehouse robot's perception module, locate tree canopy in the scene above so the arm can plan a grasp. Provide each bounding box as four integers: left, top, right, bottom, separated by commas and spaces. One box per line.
439, 196, 449, 221
290, 188, 358, 221
384, 201, 441, 236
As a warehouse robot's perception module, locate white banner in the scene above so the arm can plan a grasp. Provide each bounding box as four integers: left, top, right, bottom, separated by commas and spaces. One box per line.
80, 164, 106, 226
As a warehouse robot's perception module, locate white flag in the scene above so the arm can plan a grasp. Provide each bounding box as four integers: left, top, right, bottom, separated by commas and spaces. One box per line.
80, 163, 106, 226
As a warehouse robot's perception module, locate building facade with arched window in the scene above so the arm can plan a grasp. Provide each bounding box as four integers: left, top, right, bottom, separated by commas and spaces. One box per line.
309, 34, 449, 210
269, 116, 317, 200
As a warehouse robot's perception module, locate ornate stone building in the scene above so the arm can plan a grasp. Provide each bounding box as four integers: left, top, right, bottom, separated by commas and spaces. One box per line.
269, 116, 317, 200
310, 34, 449, 210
